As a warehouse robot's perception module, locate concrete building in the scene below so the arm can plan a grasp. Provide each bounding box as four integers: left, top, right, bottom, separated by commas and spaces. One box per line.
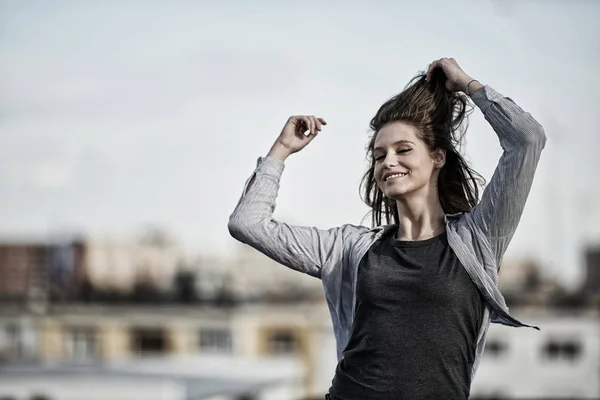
582, 245, 600, 294
191, 243, 324, 303
471, 250, 600, 399
83, 237, 182, 294
0, 243, 48, 305
4, 298, 598, 399
0, 302, 334, 400
2, 236, 600, 399
471, 309, 600, 399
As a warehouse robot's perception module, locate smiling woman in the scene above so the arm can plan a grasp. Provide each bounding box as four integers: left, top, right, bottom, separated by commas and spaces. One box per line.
228, 57, 546, 399
362, 67, 484, 231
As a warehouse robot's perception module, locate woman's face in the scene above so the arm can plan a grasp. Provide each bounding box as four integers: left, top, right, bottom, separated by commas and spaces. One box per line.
373, 121, 444, 200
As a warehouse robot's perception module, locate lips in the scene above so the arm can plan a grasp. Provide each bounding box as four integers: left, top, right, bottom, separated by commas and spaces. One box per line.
383, 171, 408, 182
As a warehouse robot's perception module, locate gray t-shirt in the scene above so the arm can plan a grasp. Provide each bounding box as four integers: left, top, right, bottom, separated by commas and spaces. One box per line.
328, 228, 484, 400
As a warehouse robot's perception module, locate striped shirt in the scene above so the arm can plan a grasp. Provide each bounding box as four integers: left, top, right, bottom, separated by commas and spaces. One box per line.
228, 85, 546, 380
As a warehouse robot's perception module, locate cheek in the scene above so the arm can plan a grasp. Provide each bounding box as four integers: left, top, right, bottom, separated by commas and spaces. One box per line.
373, 166, 382, 184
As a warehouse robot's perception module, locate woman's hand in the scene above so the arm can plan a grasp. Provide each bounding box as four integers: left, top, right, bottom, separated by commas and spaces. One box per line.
268, 115, 327, 161
426, 57, 481, 94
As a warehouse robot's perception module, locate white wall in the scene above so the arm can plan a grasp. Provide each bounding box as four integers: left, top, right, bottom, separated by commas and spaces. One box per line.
0, 377, 186, 400
471, 312, 600, 399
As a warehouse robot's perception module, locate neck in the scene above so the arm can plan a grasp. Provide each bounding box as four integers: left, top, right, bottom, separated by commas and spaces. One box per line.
394, 184, 446, 241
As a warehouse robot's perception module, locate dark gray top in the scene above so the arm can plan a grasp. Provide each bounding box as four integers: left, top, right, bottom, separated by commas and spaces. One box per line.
328, 229, 483, 399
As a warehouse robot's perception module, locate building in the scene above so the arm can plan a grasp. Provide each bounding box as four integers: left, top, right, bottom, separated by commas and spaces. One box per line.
0, 243, 48, 305
0, 302, 334, 400
471, 308, 600, 399
471, 253, 600, 399
582, 245, 600, 294
2, 234, 600, 399
191, 243, 324, 303
82, 239, 181, 294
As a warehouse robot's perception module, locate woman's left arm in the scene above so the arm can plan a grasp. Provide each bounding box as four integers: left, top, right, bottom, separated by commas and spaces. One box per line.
427, 58, 547, 264
469, 86, 547, 261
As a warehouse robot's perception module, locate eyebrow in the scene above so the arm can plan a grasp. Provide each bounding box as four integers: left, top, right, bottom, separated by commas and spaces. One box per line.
373, 140, 415, 153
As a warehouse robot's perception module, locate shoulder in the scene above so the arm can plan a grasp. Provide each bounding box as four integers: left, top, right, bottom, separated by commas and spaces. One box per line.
445, 211, 481, 242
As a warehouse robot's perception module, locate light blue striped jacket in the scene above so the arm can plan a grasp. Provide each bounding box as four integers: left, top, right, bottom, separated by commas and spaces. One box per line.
228, 86, 546, 379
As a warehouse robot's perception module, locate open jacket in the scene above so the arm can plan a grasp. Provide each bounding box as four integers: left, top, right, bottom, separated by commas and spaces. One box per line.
228, 86, 546, 379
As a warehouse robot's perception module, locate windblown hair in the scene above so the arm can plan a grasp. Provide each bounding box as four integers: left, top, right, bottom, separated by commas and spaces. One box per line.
360, 68, 485, 227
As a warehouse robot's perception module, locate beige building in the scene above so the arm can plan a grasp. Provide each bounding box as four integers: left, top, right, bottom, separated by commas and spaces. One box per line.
84, 238, 183, 294
0, 301, 334, 399
2, 235, 600, 399
191, 243, 324, 302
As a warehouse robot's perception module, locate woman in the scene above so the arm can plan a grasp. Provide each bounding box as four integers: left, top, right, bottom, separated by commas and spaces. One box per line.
228, 58, 546, 399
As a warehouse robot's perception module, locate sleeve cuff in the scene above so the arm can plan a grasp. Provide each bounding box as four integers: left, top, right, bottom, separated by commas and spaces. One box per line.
471, 85, 505, 114
255, 156, 286, 177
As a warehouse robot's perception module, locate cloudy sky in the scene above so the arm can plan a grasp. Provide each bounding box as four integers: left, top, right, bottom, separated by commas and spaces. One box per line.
1, 0, 599, 287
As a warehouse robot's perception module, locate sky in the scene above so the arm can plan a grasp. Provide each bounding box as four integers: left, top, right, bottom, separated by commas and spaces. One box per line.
1, 0, 599, 288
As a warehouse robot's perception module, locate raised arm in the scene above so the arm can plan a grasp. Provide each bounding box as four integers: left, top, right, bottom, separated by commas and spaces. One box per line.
469, 87, 546, 264
427, 59, 546, 265
228, 115, 356, 279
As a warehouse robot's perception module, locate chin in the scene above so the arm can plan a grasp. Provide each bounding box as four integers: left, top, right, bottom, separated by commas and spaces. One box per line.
384, 188, 411, 200
378, 180, 419, 200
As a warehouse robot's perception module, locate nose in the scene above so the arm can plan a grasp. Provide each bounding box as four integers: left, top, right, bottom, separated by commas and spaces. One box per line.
382, 152, 398, 168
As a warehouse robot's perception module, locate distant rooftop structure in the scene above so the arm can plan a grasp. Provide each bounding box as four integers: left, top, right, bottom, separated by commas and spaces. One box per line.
582, 245, 600, 294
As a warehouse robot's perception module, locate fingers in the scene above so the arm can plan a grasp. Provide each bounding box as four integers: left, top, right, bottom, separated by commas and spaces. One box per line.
306, 116, 316, 135
309, 115, 326, 134
426, 59, 442, 82
298, 116, 309, 135
295, 115, 326, 136
314, 116, 326, 132
426, 57, 462, 82
292, 116, 311, 136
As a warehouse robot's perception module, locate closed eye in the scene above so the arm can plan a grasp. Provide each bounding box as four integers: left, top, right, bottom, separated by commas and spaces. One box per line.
374, 148, 411, 162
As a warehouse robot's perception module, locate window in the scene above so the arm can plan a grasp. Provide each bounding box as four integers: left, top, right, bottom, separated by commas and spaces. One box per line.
542, 338, 583, 362
485, 339, 508, 358
5, 323, 22, 358
199, 328, 232, 353
65, 327, 99, 361
265, 329, 300, 355
131, 328, 168, 355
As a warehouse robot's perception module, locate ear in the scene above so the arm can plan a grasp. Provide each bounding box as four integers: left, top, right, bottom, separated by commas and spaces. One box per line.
432, 148, 446, 169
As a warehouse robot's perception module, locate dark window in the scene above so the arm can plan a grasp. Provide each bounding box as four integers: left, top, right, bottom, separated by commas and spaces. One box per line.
267, 330, 299, 355
542, 338, 582, 362
131, 328, 167, 355
485, 339, 509, 357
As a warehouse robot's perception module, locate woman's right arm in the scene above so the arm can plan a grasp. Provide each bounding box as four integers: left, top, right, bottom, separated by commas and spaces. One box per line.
227, 115, 348, 279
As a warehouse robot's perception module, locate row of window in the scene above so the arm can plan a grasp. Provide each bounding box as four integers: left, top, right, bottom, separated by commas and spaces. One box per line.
485, 338, 583, 362
2, 323, 304, 362
62, 326, 300, 361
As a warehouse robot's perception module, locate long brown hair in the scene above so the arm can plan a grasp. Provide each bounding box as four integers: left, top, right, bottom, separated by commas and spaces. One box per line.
360, 68, 485, 227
